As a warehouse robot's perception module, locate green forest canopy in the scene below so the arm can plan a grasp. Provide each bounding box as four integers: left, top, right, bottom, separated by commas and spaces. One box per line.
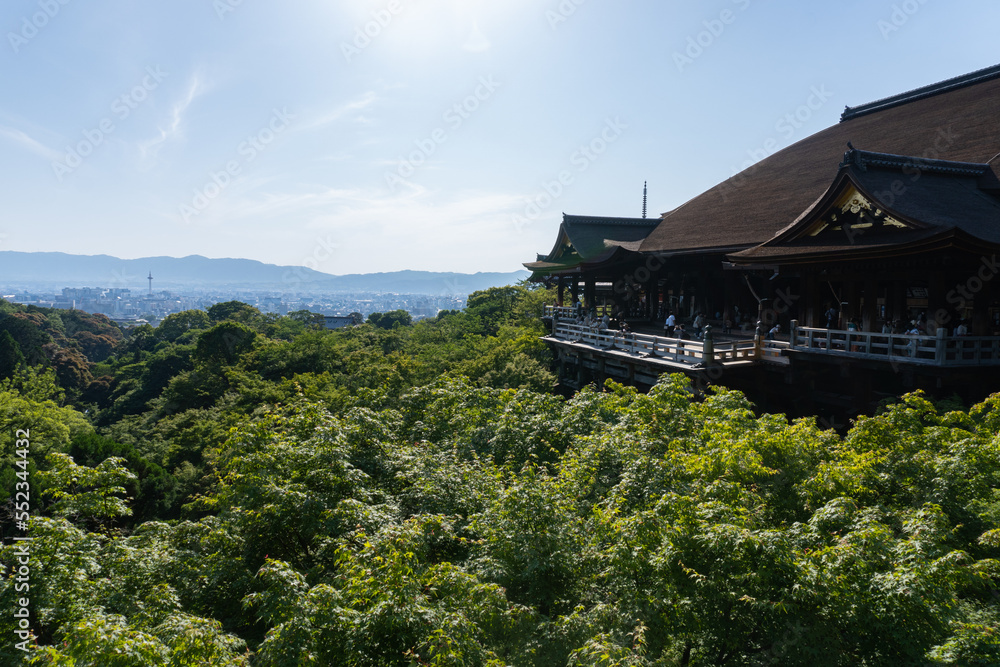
0, 285, 998, 665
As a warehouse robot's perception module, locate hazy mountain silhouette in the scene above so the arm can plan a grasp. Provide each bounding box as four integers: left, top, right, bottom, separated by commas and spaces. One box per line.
0, 252, 529, 295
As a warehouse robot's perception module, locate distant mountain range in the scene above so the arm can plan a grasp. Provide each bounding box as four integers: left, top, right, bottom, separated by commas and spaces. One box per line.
0, 252, 530, 295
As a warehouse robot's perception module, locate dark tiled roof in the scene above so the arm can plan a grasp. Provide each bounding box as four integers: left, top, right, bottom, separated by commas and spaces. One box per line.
840, 148, 990, 176
640, 67, 1000, 255
730, 150, 1000, 263
982, 154, 1000, 191
557, 215, 659, 259
523, 259, 569, 271
840, 63, 1000, 121
525, 214, 658, 273
728, 230, 945, 263
851, 158, 1000, 240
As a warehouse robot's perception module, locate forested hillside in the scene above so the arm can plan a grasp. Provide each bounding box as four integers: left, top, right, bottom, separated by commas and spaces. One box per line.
1, 286, 999, 665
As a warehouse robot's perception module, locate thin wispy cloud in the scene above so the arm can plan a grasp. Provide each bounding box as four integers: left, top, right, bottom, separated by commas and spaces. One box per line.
175, 177, 523, 241
298, 91, 379, 132
0, 125, 61, 162
139, 73, 209, 160
2, 1, 995, 273
175, 179, 370, 227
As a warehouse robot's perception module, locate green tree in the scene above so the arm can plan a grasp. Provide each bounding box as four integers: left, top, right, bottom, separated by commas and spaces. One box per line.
156, 310, 211, 343
195, 322, 259, 365
287, 310, 326, 329
207, 301, 263, 326
73, 331, 119, 362
367, 310, 413, 329
0, 330, 25, 379
69, 432, 179, 522
38, 453, 136, 526
0, 313, 51, 365
45, 346, 93, 395
121, 323, 157, 358
465, 284, 554, 335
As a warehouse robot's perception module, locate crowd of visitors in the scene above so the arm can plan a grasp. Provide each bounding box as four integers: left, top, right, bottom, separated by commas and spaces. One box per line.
558, 300, 974, 343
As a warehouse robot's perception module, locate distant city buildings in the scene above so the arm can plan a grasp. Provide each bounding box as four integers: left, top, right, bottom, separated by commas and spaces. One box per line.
3, 285, 467, 327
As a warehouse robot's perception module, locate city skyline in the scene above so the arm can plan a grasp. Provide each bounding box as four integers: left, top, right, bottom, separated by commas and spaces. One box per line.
1, 0, 997, 274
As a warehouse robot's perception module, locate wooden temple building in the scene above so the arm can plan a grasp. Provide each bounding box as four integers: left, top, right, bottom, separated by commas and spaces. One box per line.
525, 64, 1000, 418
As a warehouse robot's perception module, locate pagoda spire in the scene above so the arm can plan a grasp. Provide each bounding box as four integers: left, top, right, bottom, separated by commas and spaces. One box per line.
642, 181, 648, 219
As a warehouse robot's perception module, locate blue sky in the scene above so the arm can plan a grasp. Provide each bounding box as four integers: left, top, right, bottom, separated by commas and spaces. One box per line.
1, 0, 997, 275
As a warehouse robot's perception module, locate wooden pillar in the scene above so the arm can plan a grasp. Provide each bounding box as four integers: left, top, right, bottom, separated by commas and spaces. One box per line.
584, 276, 596, 311
557, 277, 565, 306
982, 273, 999, 335
927, 270, 946, 334
686, 272, 697, 318
762, 275, 777, 327
972, 275, 990, 336
648, 277, 659, 321
844, 280, 859, 328
698, 268, 711, 318
893, 280, 908, 326
862, 277, 878, 332
804, 272, 819, 327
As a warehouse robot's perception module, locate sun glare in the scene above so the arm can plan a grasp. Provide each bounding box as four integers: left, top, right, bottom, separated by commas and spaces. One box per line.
332, 0, 535, 60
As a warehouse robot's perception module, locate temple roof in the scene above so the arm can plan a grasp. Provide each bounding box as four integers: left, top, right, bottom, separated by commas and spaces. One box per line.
639, 64, 1000, 255
729, 148, 1000, 264
524, 214, 657, 274
840, 63, 1000, 121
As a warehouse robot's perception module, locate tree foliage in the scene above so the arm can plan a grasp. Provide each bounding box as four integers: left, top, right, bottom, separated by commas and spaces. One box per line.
0, 287, 997, 665
367, 309, 413, 329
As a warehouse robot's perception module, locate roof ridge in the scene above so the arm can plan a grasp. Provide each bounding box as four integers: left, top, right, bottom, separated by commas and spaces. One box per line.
563, 214, 657, 226
840, 63, 1000, 122
841, 147, 990, 176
